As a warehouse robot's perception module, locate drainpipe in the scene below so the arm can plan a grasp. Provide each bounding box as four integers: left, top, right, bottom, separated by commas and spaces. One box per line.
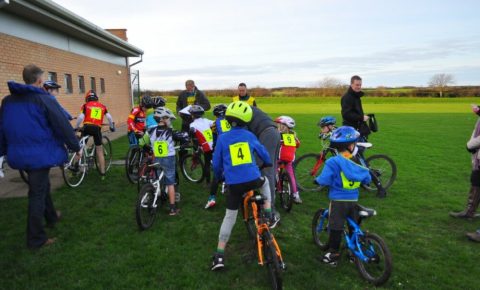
128, 54, 143, 107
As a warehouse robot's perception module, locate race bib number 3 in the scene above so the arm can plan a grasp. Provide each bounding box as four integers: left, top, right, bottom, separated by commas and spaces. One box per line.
282, 134, 296, 147
340, 172, 360, 190
203, 129, 213, 142
229, 142, 252, 166
220, 120, 231, 132
90, 107, 102, 120
153, 141, 168, 158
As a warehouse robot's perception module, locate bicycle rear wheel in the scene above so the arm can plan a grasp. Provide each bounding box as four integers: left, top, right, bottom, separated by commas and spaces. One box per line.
136, 183, 158, 230
62, 151, 87, 188
125, 145, 141, 184
354, 232, 393, 286
180, 153, 205, 183
262, 231, 283, 290
278, 172, 293, 212
293, 153, 324, 192
95, 136, 112, 174
311, 208, 329, 250
363, 154, 397, 192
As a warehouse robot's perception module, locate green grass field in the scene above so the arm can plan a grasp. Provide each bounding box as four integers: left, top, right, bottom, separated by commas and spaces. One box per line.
1, 97, 479, 289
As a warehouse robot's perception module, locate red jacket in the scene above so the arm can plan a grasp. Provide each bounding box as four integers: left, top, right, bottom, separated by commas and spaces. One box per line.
81, 101, 108, 127
278, 133, 300, 162
127, 106, 146, 133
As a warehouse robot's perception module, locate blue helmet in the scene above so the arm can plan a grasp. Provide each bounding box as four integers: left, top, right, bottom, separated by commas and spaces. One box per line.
330, 126, 359, 143
318, 116, 336, 127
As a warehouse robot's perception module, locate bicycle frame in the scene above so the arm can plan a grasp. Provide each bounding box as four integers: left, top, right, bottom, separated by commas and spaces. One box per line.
139, 167, 165, 209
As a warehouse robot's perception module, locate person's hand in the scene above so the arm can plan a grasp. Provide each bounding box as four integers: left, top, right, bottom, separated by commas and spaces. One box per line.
363, 115, 370, 122
74, 150, 83, 160
110, 126, 116, 132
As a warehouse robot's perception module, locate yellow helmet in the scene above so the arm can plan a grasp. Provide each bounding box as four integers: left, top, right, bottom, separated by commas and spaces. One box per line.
225, 101, 252, 125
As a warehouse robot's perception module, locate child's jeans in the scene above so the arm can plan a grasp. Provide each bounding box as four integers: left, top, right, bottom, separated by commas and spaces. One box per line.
279, 160, 298, 194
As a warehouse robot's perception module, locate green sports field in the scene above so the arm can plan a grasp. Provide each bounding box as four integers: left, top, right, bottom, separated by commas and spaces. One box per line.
1, 97, 479, 289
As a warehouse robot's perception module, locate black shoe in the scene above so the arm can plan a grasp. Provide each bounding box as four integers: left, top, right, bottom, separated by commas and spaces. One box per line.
322, 252, 340, 267
211, 253, 225, 271
269, 215, 280, 229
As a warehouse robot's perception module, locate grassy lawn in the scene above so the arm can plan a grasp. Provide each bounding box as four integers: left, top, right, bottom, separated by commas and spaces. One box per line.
1, 97, 479, 289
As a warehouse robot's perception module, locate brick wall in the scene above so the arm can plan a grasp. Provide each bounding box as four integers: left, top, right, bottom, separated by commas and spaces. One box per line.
0, 33, 133, 129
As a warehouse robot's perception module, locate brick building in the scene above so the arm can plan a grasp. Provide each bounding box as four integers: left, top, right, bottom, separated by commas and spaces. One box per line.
0, 0, 144, 129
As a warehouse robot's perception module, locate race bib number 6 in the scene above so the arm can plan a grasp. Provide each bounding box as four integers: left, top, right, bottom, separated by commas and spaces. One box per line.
340, 172, 360, 190
282, 133, 296, 147
203, 129, 213, 142
90, 107, 102, 120
229, 142, 252, 166
220, 120, 231, 132
153, 141, 168, 158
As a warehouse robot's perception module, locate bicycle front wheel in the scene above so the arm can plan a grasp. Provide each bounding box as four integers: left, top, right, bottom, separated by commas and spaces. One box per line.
363, 154, 397, 192
95, 136, 112, 174
262, 231, 283, 290
354, 232, 393, 286
136, 183, 158, 230
278, 172, 293, 212
62, 151, 87, 188
293, 153, 324, 192
125, 145, 141, 184
241, 200, 257, 241
312, 208, 329, 250
180, 153, 205, 183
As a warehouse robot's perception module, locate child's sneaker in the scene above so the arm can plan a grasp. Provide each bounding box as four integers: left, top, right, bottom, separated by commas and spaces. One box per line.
293, 193, 302, 204
268, 214, 280, 229
322, 252, 340, 267
205, 195, 216, 209
169, 208, 180, 216
211, 253, 225, 271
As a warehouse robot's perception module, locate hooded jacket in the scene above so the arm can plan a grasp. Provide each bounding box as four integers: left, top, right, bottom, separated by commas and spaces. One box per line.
0, 81, 80, 170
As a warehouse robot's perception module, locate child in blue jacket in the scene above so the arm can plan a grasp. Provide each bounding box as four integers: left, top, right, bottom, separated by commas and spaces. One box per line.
315, 126, 371, 266
211, 101, 276, 271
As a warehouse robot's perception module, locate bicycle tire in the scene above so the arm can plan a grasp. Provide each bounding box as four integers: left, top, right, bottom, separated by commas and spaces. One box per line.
95, 135, 112, 174
354, 232, 393, 286
241, 200, 257, 241
180, 153, 205, 183
362, 154, 397, 192
19, 170, 28, 184
262, 231, 283, 290
278, 172, 293, 212
125, 145, 141, 184
311, 208, 329, 250
135, 183, 158, 230
293, 153, 324, 192
62, 151, 87, 188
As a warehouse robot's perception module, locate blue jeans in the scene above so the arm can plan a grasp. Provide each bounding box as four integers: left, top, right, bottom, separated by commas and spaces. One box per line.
128, 132, 138, 146
156, 156, 176, 185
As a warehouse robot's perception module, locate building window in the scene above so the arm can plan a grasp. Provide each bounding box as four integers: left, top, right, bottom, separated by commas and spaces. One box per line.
78, 75, 85, 94
90, 77, 96, 92
100, 78, 105, 93
48, 72, 57, 83
64, 74, 73, 94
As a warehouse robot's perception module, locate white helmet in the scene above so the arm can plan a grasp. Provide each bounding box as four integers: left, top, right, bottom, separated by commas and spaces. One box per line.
154, 107, 176, 120
275, 115, 295, 129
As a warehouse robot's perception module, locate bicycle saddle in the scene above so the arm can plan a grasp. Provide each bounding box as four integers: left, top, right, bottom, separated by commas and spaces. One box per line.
356, 142, 373, 148
356, 204, 376, 217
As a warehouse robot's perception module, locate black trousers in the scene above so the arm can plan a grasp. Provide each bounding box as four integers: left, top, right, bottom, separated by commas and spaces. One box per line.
26, 168, 58, 248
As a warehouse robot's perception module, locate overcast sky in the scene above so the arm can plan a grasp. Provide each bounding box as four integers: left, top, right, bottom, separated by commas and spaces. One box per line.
54, 0, 480, 90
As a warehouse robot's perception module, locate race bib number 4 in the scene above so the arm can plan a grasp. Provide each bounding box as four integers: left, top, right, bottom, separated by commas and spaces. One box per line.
203, 129, 213, 142
340, 172, 360, 190
220, 120, 231, 132
282, 133, 296, 147
153, 141, 168, 158
90, 107, 102, 120
229, 142, 252, 166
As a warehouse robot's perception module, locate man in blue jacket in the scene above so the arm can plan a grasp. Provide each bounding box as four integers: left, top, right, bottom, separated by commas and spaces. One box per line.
0, 64, 81, 249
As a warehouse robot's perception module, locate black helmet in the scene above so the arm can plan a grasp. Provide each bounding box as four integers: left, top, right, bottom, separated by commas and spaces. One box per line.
152, 96, 166, 108
43, 80, 61, 90
141, 95, 154, 108
213, 104, 228, 117
85, 90, 98, 102
189, 105, 205, 118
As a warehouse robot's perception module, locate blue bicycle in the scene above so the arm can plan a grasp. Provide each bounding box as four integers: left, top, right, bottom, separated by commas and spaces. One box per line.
312, 204, 393, 286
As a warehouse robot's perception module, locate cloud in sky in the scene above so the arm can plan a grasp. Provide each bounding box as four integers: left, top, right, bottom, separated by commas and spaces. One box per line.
54, 0, 480, 89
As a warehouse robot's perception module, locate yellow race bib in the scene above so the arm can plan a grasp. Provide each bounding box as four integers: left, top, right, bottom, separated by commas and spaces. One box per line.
282, 133, 296, 147
187, 96, 195, 105
203, 129, 213, 142
220, 120, 231, 132
229, 142, 252, 166
153, 141, 168, 158
90, 107, 102, 120
340, 172, 360, 190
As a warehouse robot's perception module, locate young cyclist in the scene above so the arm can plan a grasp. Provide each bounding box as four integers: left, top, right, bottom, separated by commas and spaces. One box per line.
315, 126, 371, 266
75, 90, 115, 180
127, 95, 153, 146
145, 107, 186, 215
188, 105, 214, 185
318, 116, 337, 140
145, 96, 166, 130
275, 115, 302, 204
205, 104, 230, 209
211, 101, 277, 271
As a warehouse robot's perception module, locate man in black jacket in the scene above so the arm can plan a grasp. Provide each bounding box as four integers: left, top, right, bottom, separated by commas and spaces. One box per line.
341, 75, 370, 139
176, 80, 211, 132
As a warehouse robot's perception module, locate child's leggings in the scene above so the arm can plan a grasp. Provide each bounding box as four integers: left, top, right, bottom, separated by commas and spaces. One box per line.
280, 161, 298, 194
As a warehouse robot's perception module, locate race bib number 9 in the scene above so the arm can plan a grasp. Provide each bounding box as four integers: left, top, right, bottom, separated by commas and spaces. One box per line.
153, 141, 168, 158
220, 120, 231, 132
282, 134, 296, 147
229, 142, 252, 166
203, 129, 213, 142
90, 107, 102, 120
340, 172, 360, 190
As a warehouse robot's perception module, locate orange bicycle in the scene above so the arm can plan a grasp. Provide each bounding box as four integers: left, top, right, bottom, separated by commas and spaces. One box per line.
242, 190, 286, 290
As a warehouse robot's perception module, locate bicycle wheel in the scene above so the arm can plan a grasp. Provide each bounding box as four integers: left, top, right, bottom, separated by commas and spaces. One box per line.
241, 200, 257, 241
95, 136, 112, 174
363, 154, 397, 192
354, 232, 393, 286
293, 153, 324, 192
62, 151, 87, 188
125, 145, 141, 184
278, 172, 293, 212
262, 231, 283, 290
312, 208, 329, 250
19, 170, 28, 184
136, 183, 158, 230
180, 153, 205, 183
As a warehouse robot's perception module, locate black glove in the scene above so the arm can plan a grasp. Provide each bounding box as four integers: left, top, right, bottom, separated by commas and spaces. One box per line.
110, 122, 116, 132
467, 146, 477, 154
